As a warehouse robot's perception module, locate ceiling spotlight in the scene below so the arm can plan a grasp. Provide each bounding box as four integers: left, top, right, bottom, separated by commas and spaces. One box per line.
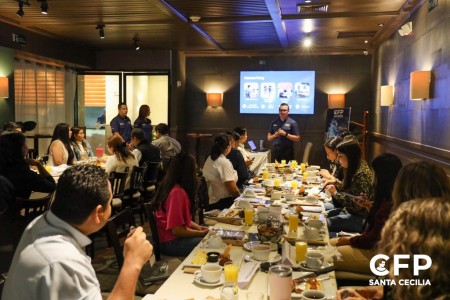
364, 40, 368, 44
303, 34, 312, 47
96, 25, 105, 39
133, 37, 140, 50
39, 0, 48, 14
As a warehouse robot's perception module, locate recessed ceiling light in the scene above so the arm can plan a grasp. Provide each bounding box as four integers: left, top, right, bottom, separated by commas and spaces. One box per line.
305, 0, 312, 2
364, 40, 368, 44
303, 36, 312, 47
378, 23, 384, 27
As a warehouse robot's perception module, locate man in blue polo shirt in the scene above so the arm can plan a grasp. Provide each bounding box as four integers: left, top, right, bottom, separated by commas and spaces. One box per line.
110, 103, 132, 144
267, 103, 300, 162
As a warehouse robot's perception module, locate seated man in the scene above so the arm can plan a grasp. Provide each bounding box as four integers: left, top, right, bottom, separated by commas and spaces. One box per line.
2, 164, 153, 300
152, 123, 181, 170
131, 128, 161, 166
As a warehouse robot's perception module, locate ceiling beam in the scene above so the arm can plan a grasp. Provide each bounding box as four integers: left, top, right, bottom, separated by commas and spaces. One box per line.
265, 0, 289, 50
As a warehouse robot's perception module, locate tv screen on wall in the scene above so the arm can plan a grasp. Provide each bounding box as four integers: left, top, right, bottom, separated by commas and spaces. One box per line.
240, 70, 315, 114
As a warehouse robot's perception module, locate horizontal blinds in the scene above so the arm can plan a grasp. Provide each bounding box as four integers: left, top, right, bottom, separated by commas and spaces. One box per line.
84, 75, 106, 107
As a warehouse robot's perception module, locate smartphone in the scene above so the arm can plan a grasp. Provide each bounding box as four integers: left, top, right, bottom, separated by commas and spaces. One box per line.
341, 192, 365, 201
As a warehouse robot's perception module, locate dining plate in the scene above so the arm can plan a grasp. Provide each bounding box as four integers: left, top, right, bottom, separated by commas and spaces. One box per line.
246, 252, 282, 263
193, 271, 224, 287
297, 261, 333, 272
243, 241, 278, 252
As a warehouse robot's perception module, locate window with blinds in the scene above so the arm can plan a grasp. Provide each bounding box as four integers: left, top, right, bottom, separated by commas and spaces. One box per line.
84, 75, 106, 107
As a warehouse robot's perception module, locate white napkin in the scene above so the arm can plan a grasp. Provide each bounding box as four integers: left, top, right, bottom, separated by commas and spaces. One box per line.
237, 261, 260, 289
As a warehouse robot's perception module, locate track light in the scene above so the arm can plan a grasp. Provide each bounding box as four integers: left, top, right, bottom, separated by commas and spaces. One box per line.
96, 25, 105, 39
39, 0, 48, 14
133, 37, 140, 50
15, 0, 30, 17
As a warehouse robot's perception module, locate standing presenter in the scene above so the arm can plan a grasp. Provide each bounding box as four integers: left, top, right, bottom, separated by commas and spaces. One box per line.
267, 103, 300, 162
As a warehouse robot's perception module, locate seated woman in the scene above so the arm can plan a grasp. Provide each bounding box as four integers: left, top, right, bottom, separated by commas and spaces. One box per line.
203, 133, 240, 210
336, 197, 450, 300
152, 153, 209, 256
70, 127, 94, 160
319, 136, 343, 181
330, 153, 402, 275
227, 131, 250, 191
47, 123, 75, 166
325, 140, 373, 232
105, 135, 138, 190
0, 131, 56, 199
234, 127, 253, 168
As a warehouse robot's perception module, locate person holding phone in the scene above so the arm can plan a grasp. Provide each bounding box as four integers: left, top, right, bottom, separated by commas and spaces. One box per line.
325, 140, 373, 233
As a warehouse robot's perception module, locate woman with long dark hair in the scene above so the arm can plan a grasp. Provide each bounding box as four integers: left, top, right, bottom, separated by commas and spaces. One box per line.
325, 139, 373, 232
133, 104, 152, 142
152, 153, 209, 256
319, 136, 343, 181
0, 131, 56, 199
226, 131, 250, 190
70, 127, 94, 160
202, 133, 240, 210
47, 123, 75, 166
330, 153, 402, 275
105, 135, 138, 189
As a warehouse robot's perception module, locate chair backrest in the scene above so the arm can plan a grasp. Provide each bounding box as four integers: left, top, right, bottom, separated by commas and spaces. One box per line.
129, 165, 146, 193
105, 208, 136, 269
302, 142, 313, 163
143, 162, 161, 187
143, 202, 161, 261
17, 193, 53, 225
196, 176, 209, 225
27, 149, 36, 159
109, 169, 129, 199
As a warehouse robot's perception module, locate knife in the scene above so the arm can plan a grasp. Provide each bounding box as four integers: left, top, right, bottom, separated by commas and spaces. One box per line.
292, 272, 316, 283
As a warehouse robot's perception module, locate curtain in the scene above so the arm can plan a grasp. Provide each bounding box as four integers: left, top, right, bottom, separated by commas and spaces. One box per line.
14, 58, 77, 156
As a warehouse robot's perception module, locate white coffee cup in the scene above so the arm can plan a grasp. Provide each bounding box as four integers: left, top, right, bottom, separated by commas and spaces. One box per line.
196, 264, 222, 283
304, 226, 320, 240
271, 191, 282, 200
305, 252, 324, 269
243, 188, 256, 198
251, 244, 271, 261
301, 290, 326, 300
285, 193, 296, 201
305, 195, 318, 204
257, 207, 269, 222
205, 234, 223, 248
307, 219, 324, 229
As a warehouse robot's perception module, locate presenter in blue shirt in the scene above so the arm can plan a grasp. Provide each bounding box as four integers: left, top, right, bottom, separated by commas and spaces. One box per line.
267, 103, 300, 162
110, 103, 133, 144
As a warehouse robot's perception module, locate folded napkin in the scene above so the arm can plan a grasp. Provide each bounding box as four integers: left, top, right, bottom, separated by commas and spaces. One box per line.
238, 261, 260, 289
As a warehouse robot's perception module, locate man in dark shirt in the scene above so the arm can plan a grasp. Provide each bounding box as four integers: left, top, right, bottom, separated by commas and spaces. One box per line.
110, 103, 132, 144
131, 128, 161, 166
267, 103, 300, 162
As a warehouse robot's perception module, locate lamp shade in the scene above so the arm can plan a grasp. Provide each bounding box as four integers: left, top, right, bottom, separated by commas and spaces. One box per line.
0, 77, 8, 98
206, 93, 222, 107
410, 71, 431, 100
380, 85, 394, 106
327, 94, 345, 109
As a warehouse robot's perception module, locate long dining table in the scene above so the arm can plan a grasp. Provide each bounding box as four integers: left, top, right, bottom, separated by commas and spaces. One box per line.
143, 163, 338, 300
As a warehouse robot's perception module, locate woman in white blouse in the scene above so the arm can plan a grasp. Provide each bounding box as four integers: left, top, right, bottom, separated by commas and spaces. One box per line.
202, 133, 240, 210
105, 135, 138, 190
234, 127, 253, 168
47, 123, 75, 166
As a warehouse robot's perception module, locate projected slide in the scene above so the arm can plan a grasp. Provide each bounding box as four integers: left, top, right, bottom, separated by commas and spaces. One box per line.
240, 70, 315, 114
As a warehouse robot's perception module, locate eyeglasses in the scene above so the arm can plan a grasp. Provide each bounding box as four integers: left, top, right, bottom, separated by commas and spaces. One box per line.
279, 109, 288, 112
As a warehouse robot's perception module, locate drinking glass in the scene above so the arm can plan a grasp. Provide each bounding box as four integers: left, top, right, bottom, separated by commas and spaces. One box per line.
244, 208, 255, 226
269, 265, 292, 300
224, 262, 239, 283
288, 212, 299, 232
295, 242, 308, 263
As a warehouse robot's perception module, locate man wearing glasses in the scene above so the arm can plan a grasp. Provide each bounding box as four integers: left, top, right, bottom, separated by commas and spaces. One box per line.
267, 103, 300, 162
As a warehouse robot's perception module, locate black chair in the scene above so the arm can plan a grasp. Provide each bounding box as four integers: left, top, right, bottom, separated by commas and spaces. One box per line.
196, 176, 209, 225
17, 193, 53, 226
143, 202, 161, 261
122, 165, 147, 224
108, 169, 129, 212
142, 162, 161, 201
105, 208, 136, 269
27, 149, 36, 159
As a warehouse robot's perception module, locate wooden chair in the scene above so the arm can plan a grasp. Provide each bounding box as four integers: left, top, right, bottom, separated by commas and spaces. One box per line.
17, 193, 53, 226
122, 165, 147, 224
105, 208, 136, 269
196, 176, 209, 225
108, 169, 129, 212
141, 162, 161, 201
143, 202, 161, 261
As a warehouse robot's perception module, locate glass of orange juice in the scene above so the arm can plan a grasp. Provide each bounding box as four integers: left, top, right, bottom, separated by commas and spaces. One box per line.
295, 242, 308, 263
244, 208, 255, 226
289, 212, 299, 232
291, 160, 298, 169
224, 262, 239, 283
291, 180, 299, 189
273, 178, 281, 187
262, 170, 269, 180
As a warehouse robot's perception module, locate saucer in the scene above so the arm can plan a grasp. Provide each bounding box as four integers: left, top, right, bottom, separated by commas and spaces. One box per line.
193, 271, 224, 287
247, 252, 282, 263
298, 261, 332, 272
243, 241, 277, 252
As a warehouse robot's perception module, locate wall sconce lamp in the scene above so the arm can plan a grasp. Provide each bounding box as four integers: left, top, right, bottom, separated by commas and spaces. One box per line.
206, 93, 223, 108
0, 77, 9, 98
327, 94, 345, 109
410, 71, 431, 100
380, 85, 394, 106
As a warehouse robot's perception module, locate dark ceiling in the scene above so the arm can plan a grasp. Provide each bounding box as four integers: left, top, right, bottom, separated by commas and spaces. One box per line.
0, 0, 422, 56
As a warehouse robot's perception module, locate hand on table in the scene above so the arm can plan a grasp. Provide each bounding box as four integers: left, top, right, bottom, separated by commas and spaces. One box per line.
336, 286, 383, 300
123, 226, 152, 269
335, 237, 351, 246
326, 184, 337, 196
